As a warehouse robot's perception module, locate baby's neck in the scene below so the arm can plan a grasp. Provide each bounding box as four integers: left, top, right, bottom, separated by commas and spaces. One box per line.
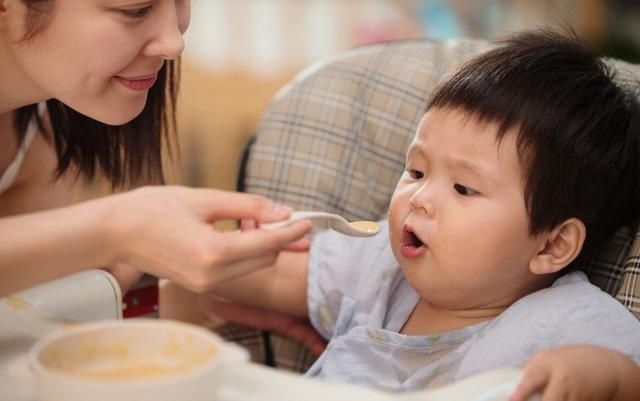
400, 299, 508, 336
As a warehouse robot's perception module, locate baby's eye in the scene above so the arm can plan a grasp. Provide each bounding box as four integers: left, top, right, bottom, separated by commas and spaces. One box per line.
119, 6, 152, 18
408, 169, 424, 179
453, 183, 477, 196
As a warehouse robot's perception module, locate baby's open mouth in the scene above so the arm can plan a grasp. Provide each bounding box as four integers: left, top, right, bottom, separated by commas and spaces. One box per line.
400, 227, 427, 259
402, 227, 424, 248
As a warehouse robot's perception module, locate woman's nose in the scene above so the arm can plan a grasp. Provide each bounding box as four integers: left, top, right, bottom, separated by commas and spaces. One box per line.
145, 3, 190, 60
409, 183, 436, 217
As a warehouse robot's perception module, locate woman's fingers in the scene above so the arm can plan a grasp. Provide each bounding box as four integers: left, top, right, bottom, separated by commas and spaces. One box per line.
174, 187, 313, 258
241, 217, 310, 251
216, 220, 313, 265
184, 188, 292, 223
240, 219, 258, 231
284, 238, 311, 252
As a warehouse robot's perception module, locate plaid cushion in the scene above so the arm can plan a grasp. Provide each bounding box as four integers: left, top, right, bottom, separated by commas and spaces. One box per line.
246, 39, 493, 221
575, 57, 640, 317
221, 39, 640, 372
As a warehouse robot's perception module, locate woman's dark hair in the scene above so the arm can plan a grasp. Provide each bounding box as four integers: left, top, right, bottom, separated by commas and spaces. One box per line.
427, 30, 640, 255
13, 0, 179, 188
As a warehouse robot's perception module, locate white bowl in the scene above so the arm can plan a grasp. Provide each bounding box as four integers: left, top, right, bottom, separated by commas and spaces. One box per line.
28, 319, 248, 401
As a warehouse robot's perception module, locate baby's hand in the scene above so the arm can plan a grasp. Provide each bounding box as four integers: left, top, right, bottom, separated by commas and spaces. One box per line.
510, 345, 638, 401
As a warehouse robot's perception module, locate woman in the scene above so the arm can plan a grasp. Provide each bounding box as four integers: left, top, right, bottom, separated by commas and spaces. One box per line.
0, 0, 312, 297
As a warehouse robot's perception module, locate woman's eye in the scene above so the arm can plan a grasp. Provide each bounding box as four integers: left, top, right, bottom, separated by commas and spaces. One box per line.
408, 169, 424, 179
120, 6, 152, 18
453, 183, 477, 196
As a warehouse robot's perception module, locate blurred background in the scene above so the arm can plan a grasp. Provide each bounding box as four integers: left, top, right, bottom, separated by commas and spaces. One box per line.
171, 0, 640, 196
77, 0, 640, 202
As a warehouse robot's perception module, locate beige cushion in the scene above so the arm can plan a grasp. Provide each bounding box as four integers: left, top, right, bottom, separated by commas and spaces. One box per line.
247, 39, 492, 220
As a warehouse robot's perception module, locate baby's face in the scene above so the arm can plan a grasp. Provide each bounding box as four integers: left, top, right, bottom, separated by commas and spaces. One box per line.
389, 107, 546, 310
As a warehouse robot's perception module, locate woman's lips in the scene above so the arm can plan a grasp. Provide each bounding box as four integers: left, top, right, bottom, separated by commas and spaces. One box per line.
116, 74, 157, 91
400, 226, 427, 259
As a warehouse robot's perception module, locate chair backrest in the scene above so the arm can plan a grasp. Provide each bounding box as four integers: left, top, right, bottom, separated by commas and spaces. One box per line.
242, 39, 640, 319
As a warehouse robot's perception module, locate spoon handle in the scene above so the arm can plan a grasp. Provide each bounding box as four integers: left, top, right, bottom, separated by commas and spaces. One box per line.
260, 211, 379, 237
260, 211, 340, 230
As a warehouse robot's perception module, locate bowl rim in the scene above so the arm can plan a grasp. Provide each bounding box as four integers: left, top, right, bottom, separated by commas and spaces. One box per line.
27, 318, 242, 386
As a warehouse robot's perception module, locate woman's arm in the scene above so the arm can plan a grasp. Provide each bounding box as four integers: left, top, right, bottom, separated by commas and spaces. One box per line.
0, 133, 143, 294
0, 131, 114, 295
0, 186, 312, 298
1, 126, 313, 297
0, 197, 118, 296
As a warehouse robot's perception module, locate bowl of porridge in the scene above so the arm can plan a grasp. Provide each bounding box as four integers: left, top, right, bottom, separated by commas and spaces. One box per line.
28, 319, 248, 401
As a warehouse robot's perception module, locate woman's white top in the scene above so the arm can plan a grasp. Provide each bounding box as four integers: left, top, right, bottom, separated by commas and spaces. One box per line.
0, 104, 44, 195
0, 121, 37, 195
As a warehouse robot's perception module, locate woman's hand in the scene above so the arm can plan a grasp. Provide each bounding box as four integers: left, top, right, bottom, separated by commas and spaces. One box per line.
105, 186, 313, 293
510, 345, 640, 401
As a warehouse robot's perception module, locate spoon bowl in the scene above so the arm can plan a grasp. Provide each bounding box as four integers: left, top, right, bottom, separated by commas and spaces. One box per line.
261, 211, 380, 237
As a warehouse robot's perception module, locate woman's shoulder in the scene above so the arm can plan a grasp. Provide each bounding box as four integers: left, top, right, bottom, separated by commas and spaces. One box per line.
0, 122, 73, 216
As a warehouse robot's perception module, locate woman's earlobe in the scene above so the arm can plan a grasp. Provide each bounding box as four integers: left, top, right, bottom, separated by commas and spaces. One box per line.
529, 218, 586, 275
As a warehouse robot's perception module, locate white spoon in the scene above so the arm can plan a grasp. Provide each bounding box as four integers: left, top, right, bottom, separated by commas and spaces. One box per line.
261, 211, 381, 237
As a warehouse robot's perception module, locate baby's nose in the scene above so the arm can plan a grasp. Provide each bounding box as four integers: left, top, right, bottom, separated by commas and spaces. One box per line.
409, 184, 436, 217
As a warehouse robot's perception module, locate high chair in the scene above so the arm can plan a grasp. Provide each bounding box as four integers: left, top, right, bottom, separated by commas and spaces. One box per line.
219, 38, 640, 373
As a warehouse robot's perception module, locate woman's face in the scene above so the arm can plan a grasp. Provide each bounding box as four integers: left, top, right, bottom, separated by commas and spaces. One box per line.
4, 0, 190, 124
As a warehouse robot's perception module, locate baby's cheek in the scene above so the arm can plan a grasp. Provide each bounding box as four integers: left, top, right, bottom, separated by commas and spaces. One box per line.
387, 220, 397, 240
387, 211, 405, 246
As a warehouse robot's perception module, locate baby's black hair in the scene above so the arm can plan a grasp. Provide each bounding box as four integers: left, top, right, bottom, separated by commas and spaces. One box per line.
428, 30, 640, 256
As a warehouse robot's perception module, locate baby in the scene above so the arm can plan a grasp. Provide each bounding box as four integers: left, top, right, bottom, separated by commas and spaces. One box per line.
208, 31, 640, 391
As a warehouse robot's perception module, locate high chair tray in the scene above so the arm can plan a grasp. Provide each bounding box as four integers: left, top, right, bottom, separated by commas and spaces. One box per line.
219, 363, 537, 401
1, 270, 537, 401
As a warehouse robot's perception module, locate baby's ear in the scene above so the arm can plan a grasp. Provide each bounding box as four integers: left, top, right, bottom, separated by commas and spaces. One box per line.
529, 218, 586, 275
